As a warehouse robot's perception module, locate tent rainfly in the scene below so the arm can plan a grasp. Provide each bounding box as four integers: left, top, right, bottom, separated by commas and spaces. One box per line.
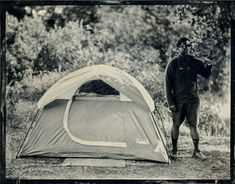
17, 65, 170, 163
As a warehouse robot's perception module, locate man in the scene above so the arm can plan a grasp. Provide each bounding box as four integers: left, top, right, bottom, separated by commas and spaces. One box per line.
164, 37, 212, 160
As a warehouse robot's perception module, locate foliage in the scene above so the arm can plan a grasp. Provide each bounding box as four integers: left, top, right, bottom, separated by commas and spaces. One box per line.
96, 6, 151, 46
5, 5, 231, 137
198, 93, 230, 136
6, 13, 48, 83
7, 71, 64, 103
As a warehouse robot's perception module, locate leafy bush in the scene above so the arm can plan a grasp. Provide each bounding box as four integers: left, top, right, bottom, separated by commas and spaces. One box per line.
6, 13, 47, 83
198, 94, 230, 137
96, 6, 151, 46
44, 21, 102, 70
21, 71, 65, 101
6, 6, 230, 95
5, 5, 230, 138
135, 64, 165, 104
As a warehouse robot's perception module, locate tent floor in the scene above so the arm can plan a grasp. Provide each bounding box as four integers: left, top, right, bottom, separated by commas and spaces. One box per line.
62, 158, 126, 167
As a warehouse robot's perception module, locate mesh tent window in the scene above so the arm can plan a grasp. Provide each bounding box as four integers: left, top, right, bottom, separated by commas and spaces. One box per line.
78, 79, 119, 96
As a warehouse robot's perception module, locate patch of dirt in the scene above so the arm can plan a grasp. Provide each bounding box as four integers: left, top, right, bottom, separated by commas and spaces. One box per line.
6, 146, 230, 180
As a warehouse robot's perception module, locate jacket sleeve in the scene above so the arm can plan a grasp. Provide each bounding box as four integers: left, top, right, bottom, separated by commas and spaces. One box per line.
195, 58, 212, 78
164, 60, 175, 107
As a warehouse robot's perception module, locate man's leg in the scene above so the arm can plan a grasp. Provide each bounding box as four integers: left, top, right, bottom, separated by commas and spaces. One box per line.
189, 124, 200, 152
171, 104, 185, 155
186, 100, 200, 150
186, 100, 206, 159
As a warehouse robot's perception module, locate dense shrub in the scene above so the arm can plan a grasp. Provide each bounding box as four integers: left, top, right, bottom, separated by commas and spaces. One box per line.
198, 93, 230, 136
135, 64, 165, 104
5, 5, 230, 137
6, 13, 48, 83
96, 6, 152, 46
6, 6, 230, 93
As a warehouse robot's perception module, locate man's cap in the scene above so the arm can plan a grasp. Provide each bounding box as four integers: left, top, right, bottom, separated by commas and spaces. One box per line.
176, 37, 191, 48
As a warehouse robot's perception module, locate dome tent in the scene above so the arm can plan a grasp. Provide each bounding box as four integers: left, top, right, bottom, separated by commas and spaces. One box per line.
17, 65, 170, 163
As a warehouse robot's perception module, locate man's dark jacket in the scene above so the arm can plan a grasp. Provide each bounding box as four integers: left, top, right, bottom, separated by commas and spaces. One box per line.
165, 54, 212, 107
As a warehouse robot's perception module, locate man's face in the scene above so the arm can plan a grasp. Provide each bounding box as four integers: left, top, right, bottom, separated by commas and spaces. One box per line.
179, 40, 192, 55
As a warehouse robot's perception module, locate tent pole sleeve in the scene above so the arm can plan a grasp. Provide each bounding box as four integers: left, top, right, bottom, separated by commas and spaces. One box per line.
150, 112, 171, 164
16, 108, 40, 158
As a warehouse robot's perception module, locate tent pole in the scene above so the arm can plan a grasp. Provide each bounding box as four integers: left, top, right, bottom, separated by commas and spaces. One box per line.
150, 112, 171, 164
154, 104, 171, 153
154, 105, 168, 143
26, 105, 37, 122
16, 108, 40, 158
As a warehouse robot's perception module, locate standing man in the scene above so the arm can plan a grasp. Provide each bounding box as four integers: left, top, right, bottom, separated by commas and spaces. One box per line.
165, 37, 212, 160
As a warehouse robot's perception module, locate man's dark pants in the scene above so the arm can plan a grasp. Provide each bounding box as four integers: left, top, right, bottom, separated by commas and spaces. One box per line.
173, 100, 200, 128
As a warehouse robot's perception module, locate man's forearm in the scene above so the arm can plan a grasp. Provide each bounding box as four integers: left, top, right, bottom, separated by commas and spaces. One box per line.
166, 88, 175, 108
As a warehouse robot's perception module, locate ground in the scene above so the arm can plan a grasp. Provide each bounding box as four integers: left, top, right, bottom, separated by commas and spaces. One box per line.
6, 101, 230, 180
